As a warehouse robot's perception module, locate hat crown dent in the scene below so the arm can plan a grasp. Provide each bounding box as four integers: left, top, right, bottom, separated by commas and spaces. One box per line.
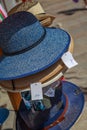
0, 11, 44, 55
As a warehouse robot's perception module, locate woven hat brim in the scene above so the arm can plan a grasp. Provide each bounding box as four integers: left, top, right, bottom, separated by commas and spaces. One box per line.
0, 28, 70, 80
8, 1, 38, 15
36, 13, 55, 21
49, 81, 84, 130
28, 2, 45, 15
8, 2, 55, 27
16, 81, 84, 130
36, 13, 55, 27
8, 2, 45, 16
0, 108, 9, 125
37, 14, 55, 27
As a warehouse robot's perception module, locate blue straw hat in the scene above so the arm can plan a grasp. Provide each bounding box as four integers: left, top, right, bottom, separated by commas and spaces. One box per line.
16, 81, 84, 130
0, 108, 9, 125
0, 11, 70, 80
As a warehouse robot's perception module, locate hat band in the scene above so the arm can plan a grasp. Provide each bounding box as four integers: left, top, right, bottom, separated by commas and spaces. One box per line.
3, 28, 46, 56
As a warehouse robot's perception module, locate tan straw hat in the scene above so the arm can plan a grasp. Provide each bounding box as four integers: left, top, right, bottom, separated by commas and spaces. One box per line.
8, 0, 55, 26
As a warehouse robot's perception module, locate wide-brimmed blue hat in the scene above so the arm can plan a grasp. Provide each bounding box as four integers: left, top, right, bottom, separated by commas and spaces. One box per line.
16, 81, 84, 130
0, 108, 9, 125
0, 11, 70, 80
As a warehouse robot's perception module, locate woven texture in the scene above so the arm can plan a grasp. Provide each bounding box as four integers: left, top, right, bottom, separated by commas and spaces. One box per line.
0, 11, 70, 80
8, 1, 44, 16
16, 81, 84, 130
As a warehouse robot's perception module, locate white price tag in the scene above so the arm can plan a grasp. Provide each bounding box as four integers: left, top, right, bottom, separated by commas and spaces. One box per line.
61, 51, 78, 69
44, 88, 55, 97
30, 82, 43, 100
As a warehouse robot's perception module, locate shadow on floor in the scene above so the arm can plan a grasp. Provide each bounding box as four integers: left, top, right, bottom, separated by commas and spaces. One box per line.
57, 8, 87, 15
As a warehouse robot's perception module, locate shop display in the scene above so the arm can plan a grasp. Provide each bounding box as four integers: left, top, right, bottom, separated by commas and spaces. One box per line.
0, 9, 84, 130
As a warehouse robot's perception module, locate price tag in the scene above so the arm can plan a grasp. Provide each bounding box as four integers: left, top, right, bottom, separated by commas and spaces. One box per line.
61, 51, 78, 69
44, 87, 55, 97
30, 82, 43, 101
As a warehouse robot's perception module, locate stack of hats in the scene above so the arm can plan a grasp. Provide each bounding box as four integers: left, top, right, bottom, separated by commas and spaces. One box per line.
0, 11, 84, 130
8, 0, 55, 27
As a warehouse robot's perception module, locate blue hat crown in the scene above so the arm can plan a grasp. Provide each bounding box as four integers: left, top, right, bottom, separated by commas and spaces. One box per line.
0, 11, 45, 56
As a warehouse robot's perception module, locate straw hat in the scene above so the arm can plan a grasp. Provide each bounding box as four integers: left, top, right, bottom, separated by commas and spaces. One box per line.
0, 11, 70, 81
8, 1, 55, 27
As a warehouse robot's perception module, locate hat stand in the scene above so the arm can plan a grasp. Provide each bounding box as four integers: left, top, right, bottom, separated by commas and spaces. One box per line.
0, 35, 74, 111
